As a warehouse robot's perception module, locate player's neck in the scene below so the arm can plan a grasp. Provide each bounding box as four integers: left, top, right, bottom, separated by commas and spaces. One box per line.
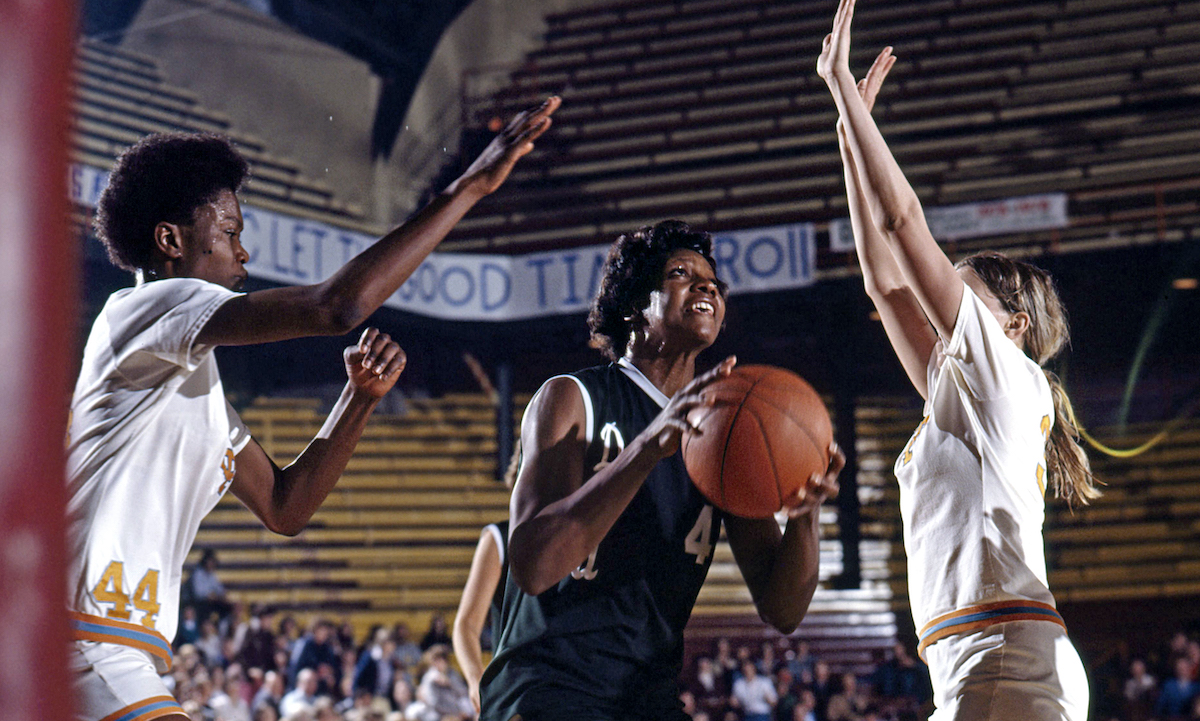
624, 349, 699, 397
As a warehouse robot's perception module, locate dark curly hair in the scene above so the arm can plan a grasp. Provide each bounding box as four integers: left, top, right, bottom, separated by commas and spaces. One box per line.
94, 133, 249, 273
588, 219, 726, 361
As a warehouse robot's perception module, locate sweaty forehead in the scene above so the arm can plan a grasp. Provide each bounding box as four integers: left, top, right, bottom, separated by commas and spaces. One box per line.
194, 188, 243, 226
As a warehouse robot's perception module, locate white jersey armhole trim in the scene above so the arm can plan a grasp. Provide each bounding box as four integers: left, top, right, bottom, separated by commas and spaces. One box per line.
545, 374, 594, 444
484, 523, 505, 565
616, 357, 669, 408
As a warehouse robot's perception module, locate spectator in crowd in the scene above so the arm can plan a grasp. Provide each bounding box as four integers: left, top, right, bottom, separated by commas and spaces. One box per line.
353, 628, 398, 699
787, 640, 816, 686
811, 660, 837, 721
1124, 657, 1158, 721
290, 619, 342, 691
760, 641, 778, 676
390, 676, 416, 713
1157, 656, 1200, 720
392, 622, 424, 670
773, 667, 799, 721
197, 617, 227, 666
211, 663, 253, 721
826, 673, 870, 721
793, 689, 818, 721
253, 670, 286, 717
281, 668, 322, 718
407, 645, 473, 721
715, 637, 739, 684
731, 658, 778, 721
237, 606, 280, 672
252, 704, 279, 721
690, 656, 729, 719
870, 641, 931, 709
177, 605, 201, 649
189, 548, 234, 622
419, 614, 453, 651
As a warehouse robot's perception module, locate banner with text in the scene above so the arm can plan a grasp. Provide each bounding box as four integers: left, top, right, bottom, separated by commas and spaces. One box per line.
828, 192, 1069, 252
72, 164, 815, 321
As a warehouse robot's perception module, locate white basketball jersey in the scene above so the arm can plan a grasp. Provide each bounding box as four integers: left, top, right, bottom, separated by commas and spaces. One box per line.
66, 278, 250, 671
894, 286, 1060, 657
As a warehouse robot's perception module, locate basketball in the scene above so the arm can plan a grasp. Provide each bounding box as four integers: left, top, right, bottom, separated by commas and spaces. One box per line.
682, 365, 833, 519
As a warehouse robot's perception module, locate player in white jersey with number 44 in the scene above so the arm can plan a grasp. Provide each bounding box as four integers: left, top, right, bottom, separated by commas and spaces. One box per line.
67, 98, 559, 721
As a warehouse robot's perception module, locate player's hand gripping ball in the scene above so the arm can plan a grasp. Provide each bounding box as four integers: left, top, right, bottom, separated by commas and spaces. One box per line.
683, 365, 833, 518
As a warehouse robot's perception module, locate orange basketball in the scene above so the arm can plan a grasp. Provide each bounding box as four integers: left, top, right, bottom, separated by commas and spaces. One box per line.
682, 365, 832, 518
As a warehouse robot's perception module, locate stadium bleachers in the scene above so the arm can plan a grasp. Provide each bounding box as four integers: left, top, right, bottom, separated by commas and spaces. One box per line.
190, 394, 515, 634
72, 39, 372, 230
440, 0, 1200, 256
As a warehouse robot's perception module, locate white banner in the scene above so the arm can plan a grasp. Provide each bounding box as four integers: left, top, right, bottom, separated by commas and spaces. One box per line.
71, 164, 815, 321
828, 192, 1069, 251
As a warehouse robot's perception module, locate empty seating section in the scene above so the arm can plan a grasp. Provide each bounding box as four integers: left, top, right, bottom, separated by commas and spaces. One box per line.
191, 394, 518, 635
72, 40, 369, 228
1048, 422, 1200, 602
445, 0, 1200, 254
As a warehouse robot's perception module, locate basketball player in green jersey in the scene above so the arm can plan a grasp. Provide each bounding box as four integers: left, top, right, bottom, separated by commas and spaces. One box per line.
480, 220, 844, 721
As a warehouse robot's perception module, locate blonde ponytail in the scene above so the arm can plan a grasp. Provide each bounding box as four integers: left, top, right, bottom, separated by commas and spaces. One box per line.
958, 252, 1101, 507
1044, 370, 1100, 508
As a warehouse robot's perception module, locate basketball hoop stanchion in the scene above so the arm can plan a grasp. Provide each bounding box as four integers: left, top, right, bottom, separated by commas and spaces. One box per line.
0, 3, 77, 720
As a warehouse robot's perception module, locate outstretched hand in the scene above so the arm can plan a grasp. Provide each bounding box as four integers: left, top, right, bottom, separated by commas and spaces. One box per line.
640, 356, 737, 460
782, 442, 844, 519
857, 47, 895, 113
345, 327, 407, 399
817, 0, 858, 85
450, 96, 562, 198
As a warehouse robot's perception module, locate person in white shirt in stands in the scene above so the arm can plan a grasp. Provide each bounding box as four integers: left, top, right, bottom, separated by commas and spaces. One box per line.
818, 1, 1098, 719
67, 97, 559, 721
730, 659, 777, 721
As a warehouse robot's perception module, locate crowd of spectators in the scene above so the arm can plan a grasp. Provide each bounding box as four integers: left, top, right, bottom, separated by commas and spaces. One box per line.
1091, 629, 1200, 721
682, 637, 932, 721
169, 552, 1200, 721
169, 596, 473, 721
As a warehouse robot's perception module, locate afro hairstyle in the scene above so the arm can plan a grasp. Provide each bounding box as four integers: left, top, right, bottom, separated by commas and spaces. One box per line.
94, 132, 249, 273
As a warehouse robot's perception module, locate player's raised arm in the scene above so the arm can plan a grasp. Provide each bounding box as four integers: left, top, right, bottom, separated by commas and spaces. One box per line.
197, 96, 561, 347
508, 358, 735, 596
818, 0, 962, 342
834, 48, 938, 398
228, 327, 406, 536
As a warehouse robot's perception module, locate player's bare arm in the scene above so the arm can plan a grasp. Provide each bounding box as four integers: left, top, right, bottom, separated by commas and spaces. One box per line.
724, 443, 844, 633
819, 0, 963, 341
452, 527, 503, 713
229, 327, 405, 536
834, 47, 937, 397
509, 357, 735, 595
196, 96, 561, 347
